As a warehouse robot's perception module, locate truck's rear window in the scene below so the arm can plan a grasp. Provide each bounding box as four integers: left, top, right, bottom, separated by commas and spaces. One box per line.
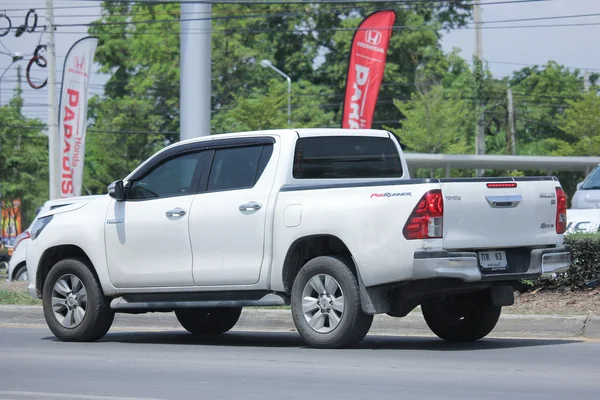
293, 136, 403, 179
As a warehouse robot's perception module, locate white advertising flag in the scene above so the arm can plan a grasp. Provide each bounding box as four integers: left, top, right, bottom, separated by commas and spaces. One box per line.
58, 36, 98, 198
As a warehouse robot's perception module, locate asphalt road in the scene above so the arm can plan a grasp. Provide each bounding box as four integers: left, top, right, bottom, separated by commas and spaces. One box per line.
1, 326, 598, 400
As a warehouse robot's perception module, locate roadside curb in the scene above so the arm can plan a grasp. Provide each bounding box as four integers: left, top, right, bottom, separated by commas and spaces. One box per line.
0, 305, 597, 339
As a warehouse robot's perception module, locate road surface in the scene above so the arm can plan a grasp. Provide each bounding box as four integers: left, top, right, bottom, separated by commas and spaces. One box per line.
0, 326, 598, 400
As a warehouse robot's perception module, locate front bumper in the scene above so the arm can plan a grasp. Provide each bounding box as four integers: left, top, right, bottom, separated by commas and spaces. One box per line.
413, 247, 571, 282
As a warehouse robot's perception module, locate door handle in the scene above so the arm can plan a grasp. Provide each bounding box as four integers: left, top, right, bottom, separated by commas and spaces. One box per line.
239, 202, 262, 211
166, 208, 187, 217
485, 195, 522, 208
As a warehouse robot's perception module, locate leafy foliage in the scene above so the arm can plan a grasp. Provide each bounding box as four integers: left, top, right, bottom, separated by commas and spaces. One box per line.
534, 234, 600, 291
76, 0, 600, 199
212, 79, 336, 132
82, 1, 473, 192
557, 91, 600, 156
0, 91, 48, 230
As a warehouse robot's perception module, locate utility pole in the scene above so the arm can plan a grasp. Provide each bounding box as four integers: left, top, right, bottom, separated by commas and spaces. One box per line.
180, 2, 211, 141
16, 64, 21, 103
16, 64, 22, 149
584, 70, 591, 92
46, 0, 60, 199
507, 88, 516, 156
473, 1, 485, 177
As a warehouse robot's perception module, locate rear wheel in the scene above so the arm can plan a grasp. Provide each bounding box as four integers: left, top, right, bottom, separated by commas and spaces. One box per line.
291, 256, 373, 349
421, 289, 501, 342
175, 307, 242, 335
42, 258, 114, 342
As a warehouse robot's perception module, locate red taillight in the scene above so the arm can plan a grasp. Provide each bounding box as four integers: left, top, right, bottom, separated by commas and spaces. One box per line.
556, 187, 567, 234
403, 190, 444, 240
486, 182, 517, 188
13, 231, 31, 251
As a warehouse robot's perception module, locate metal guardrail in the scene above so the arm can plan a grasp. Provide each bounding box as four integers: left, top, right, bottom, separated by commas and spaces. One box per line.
404, 153, 600, 176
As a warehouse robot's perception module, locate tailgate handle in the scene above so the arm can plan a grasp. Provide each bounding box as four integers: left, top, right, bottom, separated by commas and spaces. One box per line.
486, 195, 522, 208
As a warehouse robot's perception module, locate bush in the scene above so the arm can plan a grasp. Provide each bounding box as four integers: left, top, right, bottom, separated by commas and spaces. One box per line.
538, 234, 600, 290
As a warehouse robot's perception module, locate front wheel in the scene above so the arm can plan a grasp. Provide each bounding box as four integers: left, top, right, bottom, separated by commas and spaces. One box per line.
175, 307, 242, 335
13, 264, 29, 281
291, 256, 373, 349
42, 258, 114, 342
421, 289, 501, 342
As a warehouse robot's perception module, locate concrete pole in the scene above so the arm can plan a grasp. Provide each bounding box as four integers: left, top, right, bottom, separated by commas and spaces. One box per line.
473, 1, 485, 177
16, 65, 22, 149
584, 71, 591, 92
507, 88, 516, 155
180, 2, 212, 141
46, 0, 60, 199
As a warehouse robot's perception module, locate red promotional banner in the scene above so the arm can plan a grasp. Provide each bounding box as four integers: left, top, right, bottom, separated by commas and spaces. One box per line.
341, 10, 396, 129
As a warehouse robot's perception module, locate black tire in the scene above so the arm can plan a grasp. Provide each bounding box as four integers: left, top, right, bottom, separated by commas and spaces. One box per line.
421, 289, 501, 342
12, 264, 28, 281
175, 307, 242, 335
42, 258, 114, 342
291, 255, 373, 349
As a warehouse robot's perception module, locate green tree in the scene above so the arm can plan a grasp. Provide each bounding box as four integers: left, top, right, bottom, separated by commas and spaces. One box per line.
212, 79, 336, 132
388, 85, 470, 155
384, 49, 478, 177
509, 61, 583, 155
556, 90, 600, 156
0, 90, 48, 228
83, 1, 472, 191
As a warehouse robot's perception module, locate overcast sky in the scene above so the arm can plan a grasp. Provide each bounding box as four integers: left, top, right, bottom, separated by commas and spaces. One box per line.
0, 0, 599, 124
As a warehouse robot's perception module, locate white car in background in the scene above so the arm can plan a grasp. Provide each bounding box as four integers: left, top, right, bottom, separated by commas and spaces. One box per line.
7, 196, 101, 282
572, 164, 600, 209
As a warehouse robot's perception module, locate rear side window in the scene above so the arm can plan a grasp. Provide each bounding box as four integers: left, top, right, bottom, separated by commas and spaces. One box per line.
207, 144, 273, 191
293, 136, 403, 179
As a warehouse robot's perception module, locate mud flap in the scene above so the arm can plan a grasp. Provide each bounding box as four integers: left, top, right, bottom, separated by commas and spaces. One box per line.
489, 285, 515, 307
355, 265, 390, 315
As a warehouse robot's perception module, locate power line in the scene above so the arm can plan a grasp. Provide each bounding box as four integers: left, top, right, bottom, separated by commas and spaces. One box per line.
0, 1, 566, 32
93, 0, 553, 5
483, 12, 600, 25
59, 7, 600, 29
48, 20, 600, 36
486, 60, 600, 73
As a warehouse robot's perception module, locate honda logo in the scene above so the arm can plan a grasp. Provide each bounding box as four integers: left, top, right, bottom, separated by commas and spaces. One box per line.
74, 56, 85, 71
364, 30, 382, 46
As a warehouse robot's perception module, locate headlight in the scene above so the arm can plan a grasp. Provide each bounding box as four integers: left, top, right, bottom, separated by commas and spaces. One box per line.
31, 215, 53, 240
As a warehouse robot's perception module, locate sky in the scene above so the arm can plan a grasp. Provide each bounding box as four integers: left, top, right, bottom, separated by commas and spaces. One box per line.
0, 0, 599, 124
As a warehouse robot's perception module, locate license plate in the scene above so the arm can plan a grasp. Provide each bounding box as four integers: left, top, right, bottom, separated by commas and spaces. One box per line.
478, 250, 508, 270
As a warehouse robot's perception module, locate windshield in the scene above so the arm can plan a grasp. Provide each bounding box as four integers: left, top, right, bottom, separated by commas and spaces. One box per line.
580, 167, 600, 190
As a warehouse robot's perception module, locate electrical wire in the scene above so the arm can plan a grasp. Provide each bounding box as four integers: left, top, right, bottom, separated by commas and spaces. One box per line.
0, 0, 554, 12
46, 19, 600, 37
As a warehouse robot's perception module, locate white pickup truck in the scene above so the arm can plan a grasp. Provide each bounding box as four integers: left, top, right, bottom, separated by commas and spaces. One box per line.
26, 129, 570, 348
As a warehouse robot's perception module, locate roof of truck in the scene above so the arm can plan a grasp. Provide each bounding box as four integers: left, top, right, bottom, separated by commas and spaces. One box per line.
175, 128, 391, 147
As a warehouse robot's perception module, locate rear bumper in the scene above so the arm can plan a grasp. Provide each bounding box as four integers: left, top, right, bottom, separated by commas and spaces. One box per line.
413, 247, 571, 282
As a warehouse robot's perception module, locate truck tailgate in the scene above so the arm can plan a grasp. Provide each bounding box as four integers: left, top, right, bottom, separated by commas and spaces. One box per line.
440, 179, 561, 250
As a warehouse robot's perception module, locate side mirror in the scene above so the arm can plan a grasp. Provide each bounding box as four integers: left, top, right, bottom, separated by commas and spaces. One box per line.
108, 180, 126, 201
577, 182, 583, 190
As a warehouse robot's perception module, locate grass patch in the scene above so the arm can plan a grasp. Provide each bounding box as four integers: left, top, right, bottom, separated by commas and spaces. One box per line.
0, 281, 41, 305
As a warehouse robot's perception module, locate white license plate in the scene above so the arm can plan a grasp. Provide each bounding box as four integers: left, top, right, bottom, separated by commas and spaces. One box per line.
478, 250, 508, 270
